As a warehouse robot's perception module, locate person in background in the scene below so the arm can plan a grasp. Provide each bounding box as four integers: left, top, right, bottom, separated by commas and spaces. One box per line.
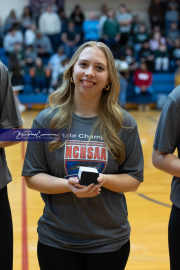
47, 46, 66, 70
98, 4, 108, 40
58, 9, 68, 33
103, 9, 121, 53
61, 20, 81, 57
114, 58, 129, 109
148, 0, 164, 30
134, 62, 154, 110
70, 5, 85, 34
50, 55, 69, 90
4, 10, 18, 34
20, 6, 33, 34
3, 26, 23, 55
134, 23, 149, 53
0, 61, 23, 270
139, 40, 154, 72
154, 43, 169, 72
38, 5, 61, 52
9, 55, 25, 113
24, 45, 37, 71
166, 22, 180, 49
34, 31, 53, 58
30, 57, 50, 93
24, 23, 37, 46
170, 38, 180, 70
149, 30, 166, 51
83, 12, 99, 42
125, 46, 138, 76
116, 4, 132, 45
165, 1, 179, 30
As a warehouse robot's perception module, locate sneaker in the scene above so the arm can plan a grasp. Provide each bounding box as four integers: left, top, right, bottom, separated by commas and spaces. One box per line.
18, 104, 26, 113
144, 105, 150, 111
138, 105, 143, 111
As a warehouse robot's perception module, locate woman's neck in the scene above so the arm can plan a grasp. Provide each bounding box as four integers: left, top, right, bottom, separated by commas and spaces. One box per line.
73, 94, 100, 117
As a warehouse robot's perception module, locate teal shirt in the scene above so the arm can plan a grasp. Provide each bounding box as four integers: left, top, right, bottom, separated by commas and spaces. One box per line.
103, 19, 120, 39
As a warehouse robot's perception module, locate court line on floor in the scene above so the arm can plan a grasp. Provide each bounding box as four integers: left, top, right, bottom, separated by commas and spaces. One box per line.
145, 115, 158, 124
22, 141, 28, 270
136, 192, 171, 208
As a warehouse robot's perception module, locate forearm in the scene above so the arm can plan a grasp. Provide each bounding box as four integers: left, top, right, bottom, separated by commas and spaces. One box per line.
25, 173, 71, 194
152, 149, 180, 177
0, 125, 23, 148
102, 174, 141, 193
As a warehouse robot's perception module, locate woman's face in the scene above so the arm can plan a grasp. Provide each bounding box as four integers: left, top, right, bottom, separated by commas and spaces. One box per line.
72, 46, 110, 99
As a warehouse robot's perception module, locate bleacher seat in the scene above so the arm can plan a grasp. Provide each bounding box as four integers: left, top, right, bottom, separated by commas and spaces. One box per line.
0, 47, 5, 55
0, 55, 8, 67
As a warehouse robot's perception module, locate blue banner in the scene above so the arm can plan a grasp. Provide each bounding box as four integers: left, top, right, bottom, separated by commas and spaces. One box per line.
0, 129, 68, 141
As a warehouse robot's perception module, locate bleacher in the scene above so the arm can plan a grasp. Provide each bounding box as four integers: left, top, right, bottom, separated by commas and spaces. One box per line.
0, 48, 175, 108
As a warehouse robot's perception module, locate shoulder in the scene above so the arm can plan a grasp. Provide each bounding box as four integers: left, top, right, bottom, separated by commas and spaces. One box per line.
169, 86, 180, 110
121, 110, 137, 128
33, 107, 57, 127
0, 61, 8, 82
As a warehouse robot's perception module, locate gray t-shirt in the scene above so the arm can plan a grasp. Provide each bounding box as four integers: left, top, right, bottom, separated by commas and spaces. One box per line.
0, 61, 23, 189
22, 108, 144, 253
153, 86, 180, 208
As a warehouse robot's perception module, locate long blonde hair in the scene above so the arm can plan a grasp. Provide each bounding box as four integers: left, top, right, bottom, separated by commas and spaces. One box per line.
48, 41, 125, 163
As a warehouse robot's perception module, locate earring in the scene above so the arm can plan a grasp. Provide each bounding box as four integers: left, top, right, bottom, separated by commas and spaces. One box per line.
71, 77, 74, 83
104, 84, 110, 90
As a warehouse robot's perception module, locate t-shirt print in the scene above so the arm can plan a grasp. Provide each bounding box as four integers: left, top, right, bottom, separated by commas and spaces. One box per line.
64, 139, 108, 178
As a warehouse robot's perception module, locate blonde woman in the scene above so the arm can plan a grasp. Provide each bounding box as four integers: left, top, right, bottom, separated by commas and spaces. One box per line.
22, 41, 144, 270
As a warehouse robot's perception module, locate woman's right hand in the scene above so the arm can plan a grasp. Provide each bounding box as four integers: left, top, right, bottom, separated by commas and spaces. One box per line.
68, 178, 101, 198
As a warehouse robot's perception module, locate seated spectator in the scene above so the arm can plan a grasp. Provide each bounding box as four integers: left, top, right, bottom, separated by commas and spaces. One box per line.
61, 20, 80, 57
148, 0, 164, 30
58, 9, 68, 33
114, 58, 129, 108
130, 14, 141, 36
20, 6, 33, 33
47, 46, 66, 70
24, 23, 37, 46
103, 9, 120, 52
3, 26, 23, 54
30, 57, 50, 93
70, 5, 85, 34
4, 10, 18, 34
139, 40, 154, 72
98, 4, 108, 40
124, 46, 138, 76
166, 22, 180, 49
9, 42, 24, 67
9, 55, 25, 113
134, 23, 149, 52
165, 1, 179, 29
49, 55, 69, 91
170, 38, 180, 68
34, 31, 53, 58
38, 5, 62, 52
24, 45, 37, 70
83, 12, 99, 41
154, 43, 169, 72
134, 62, 154, 110
149, 30, 166, 51
116, 4, 132, 45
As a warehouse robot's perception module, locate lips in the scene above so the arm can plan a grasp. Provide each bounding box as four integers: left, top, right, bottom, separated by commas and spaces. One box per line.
81, 80, 96, 86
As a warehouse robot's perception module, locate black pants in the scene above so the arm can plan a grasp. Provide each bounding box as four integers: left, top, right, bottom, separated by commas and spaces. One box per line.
0, 185, 13, 270
37, 240, 130, 270
168, 204, 180, 270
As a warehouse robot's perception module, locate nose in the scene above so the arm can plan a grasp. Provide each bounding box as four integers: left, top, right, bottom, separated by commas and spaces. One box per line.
85, 66, 95, 77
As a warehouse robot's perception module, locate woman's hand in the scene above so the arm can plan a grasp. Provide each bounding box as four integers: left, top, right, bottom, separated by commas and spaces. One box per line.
97, 173, 106, 187
68, 177, 101, 198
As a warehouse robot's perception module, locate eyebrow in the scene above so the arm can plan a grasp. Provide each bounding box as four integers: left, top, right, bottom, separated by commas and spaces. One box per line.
78, 59, 106, 67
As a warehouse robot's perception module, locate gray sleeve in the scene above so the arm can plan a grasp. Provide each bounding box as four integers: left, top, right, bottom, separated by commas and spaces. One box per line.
119, 124, 144, 182
153, 97, 180, 153
0, 68, 23, 129
22, 120, 50, 176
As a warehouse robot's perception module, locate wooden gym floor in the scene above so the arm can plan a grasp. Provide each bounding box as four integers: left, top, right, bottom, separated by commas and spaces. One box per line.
6, 109, 172, 270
